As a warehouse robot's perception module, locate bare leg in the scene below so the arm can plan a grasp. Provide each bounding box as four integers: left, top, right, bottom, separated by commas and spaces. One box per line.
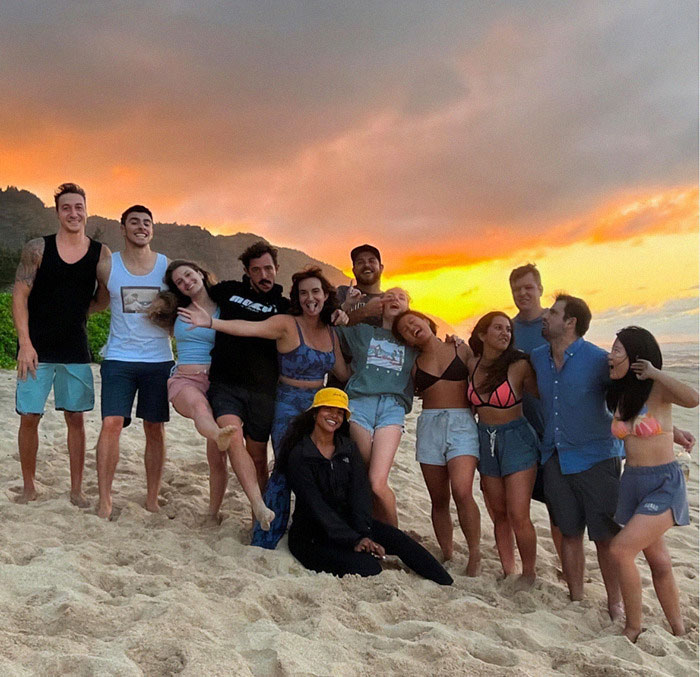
96, 416, 124, 518
504, 466, 537, 584
143, 421, 166, 513
172, 387, 236, 451
206, 440, 228, 517
551, 521, 564, 566
561, 533, 585, 600
595, 538, 624, 622
366, 425, 402, 527
217, 415, 274, 530
481, 475, 517, 576
447, 455, 481, 576
246, 437, 270, 494
420, 463, 454, 559
610, 510, 678, 641
65, 411, 89, 507
17, 414, 41, 503
349, 421, 373, 466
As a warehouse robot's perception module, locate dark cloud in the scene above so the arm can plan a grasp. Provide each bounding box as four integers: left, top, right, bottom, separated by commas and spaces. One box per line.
0, 0, 696, 267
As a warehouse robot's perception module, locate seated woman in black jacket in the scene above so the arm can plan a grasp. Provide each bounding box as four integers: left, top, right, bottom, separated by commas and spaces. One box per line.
277, 387, 453, 585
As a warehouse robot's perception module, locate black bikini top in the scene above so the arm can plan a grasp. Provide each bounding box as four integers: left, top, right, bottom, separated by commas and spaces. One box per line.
414, 344, 470, 393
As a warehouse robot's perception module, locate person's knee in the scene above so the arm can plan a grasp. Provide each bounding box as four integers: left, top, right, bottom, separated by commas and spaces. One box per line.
64, 411, 84, 429
19, 414, 41, 430
369, 475, 389, 496
506, 508, 532, 533
451, 484, 475, 509
143, 421, 165, 443
100, 416, 124, 437
646, 549, 672, 577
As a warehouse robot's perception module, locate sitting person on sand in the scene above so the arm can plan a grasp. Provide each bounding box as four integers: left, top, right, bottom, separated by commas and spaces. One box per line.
277, 387, 453, 585
468, 312, 539, 585
607, 326, 698, 642
393, 310, 481, 576
149, 259, 273, 529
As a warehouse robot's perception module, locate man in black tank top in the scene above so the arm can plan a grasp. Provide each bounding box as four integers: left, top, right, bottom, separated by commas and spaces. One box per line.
12, 182, 110, 507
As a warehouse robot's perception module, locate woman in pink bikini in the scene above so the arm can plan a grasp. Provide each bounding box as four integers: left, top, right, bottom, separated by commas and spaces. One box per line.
607, 326, 698, 642
468, 311, 539, 584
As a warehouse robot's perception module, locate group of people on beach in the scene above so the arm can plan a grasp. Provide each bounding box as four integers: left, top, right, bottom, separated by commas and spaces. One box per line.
12, 182, 698, 643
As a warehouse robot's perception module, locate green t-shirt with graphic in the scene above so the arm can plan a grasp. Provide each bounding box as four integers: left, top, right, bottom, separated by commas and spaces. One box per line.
335, 324, 417, 413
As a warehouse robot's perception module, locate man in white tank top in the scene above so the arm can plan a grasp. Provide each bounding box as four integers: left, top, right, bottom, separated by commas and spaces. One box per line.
95, 205, 174, 519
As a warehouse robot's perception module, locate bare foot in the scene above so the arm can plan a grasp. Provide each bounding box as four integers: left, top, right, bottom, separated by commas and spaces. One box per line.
15, 488, 38, 504
441, 547, 453, 562
216, 425, 237, 452
145, 498, 160, 513
253, 501, 275, 531
622, 625, 642, 643
202, 512, 224, 526
97, 499, 112, 519
608, 601, 625, 622
70, 492, 90, 508
466, 552, 481, 577
515, 573, 536, 591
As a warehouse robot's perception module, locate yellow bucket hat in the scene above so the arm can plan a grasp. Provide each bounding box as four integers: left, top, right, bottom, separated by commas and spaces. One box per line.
308, 387, 351, 418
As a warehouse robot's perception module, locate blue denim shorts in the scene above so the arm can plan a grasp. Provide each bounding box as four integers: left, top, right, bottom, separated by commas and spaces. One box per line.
349, 394, 405, 433
477, 417, 539, 478
416, 408, 479, 465
615, 461, 689, 527
16, 363, 94, 415
101, 360, 173, 426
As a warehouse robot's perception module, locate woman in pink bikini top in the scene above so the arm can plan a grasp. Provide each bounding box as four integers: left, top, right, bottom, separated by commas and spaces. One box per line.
606, 325, 698, 643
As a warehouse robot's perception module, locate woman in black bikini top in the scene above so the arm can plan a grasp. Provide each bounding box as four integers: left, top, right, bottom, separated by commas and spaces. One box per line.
393, 309, 482, 577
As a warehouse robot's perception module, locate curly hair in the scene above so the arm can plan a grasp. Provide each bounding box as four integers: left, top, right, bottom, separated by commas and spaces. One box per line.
288, 267, 338, 325
147, 259, 217, 330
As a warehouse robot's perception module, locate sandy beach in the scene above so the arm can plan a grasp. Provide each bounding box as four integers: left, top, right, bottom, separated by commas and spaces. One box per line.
0, 365, 697, 676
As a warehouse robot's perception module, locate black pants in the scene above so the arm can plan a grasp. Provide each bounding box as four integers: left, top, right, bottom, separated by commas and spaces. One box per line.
289, 520, 453, 585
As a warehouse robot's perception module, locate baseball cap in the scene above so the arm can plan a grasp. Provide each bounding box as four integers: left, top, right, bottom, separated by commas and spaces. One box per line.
350, 244, 381, 264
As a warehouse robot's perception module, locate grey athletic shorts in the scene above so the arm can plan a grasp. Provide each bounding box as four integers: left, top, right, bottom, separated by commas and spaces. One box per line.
416, 408, 479, 466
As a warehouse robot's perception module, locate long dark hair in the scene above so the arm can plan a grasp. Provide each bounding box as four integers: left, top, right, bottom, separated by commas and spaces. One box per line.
468, 311, 527, 394
391, 309, 437, 343
275, 408, 350, 475
606, 326, 662, 421
148, 259, 216, 329
288, 267, 338, 325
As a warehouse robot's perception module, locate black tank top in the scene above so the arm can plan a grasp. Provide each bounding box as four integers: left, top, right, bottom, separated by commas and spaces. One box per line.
27, 234, 102, 363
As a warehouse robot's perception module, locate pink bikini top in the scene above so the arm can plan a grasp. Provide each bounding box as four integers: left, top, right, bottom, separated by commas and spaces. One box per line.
467, 359, 520, 409
611, 406, 664, 439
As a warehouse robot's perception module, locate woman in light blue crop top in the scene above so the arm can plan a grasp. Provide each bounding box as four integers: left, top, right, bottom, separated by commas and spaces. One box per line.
179, 267, 349, 548
149, 260, 274, 529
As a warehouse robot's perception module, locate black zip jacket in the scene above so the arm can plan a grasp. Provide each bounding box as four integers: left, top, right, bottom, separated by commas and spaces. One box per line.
286, 434, 373, 548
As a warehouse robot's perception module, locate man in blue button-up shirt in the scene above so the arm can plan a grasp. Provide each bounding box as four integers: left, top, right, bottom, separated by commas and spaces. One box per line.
530, 294, 624, 620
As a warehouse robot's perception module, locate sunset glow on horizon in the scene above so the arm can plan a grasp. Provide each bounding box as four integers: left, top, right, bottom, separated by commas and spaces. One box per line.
1, 1, 697, 344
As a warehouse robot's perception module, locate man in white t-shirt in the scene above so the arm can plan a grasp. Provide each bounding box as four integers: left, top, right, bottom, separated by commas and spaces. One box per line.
94, 205, 173, 519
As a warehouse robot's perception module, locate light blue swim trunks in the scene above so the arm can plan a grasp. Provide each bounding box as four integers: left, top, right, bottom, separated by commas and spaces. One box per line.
416, 408, 479, 465
16, 363, 94, 415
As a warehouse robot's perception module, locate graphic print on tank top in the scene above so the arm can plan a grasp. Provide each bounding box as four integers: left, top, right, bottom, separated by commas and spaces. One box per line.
367, 338, 406, 371
121, 286, 161, 313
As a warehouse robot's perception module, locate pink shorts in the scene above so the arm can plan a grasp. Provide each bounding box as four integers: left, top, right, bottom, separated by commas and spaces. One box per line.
167, 371, 210, 403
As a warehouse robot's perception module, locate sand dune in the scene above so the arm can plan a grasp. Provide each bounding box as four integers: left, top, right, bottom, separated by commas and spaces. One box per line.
0, 366, 697, 676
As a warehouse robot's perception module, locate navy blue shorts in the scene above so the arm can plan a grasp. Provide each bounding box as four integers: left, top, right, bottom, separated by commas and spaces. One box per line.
615, 461, 689, 527
207, 381, 275, 443
100, 360, 173, 427
477, 417, 539, 478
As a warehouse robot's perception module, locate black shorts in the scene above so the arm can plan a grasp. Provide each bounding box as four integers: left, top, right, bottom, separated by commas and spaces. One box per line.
543, 452, 621, 542
207, 381, 275, 443
100, 360, 173, 427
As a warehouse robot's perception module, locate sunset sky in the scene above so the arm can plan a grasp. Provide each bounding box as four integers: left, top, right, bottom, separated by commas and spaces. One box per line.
1, 1, 697, 343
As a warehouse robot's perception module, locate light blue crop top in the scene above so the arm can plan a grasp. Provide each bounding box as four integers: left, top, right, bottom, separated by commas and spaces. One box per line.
173, 308, 219, 365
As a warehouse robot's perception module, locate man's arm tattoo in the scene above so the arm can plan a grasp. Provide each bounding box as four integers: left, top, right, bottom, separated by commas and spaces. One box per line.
15, 238, 44, 288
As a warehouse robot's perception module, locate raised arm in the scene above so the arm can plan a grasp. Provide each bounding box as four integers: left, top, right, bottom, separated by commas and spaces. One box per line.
330, 328, 350, 382
345, 296, 384, 327
12, 238, 44, 380
632, 360, 699, 409
178, 301, 292, 340
89, 244, 112, 314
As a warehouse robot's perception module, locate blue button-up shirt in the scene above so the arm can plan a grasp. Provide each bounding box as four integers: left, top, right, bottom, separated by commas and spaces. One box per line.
530, 337, 623, 474
513, 313, 547, 438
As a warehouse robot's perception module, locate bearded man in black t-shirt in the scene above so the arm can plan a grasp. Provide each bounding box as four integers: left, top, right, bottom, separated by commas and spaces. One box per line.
207, 241, 290, 491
